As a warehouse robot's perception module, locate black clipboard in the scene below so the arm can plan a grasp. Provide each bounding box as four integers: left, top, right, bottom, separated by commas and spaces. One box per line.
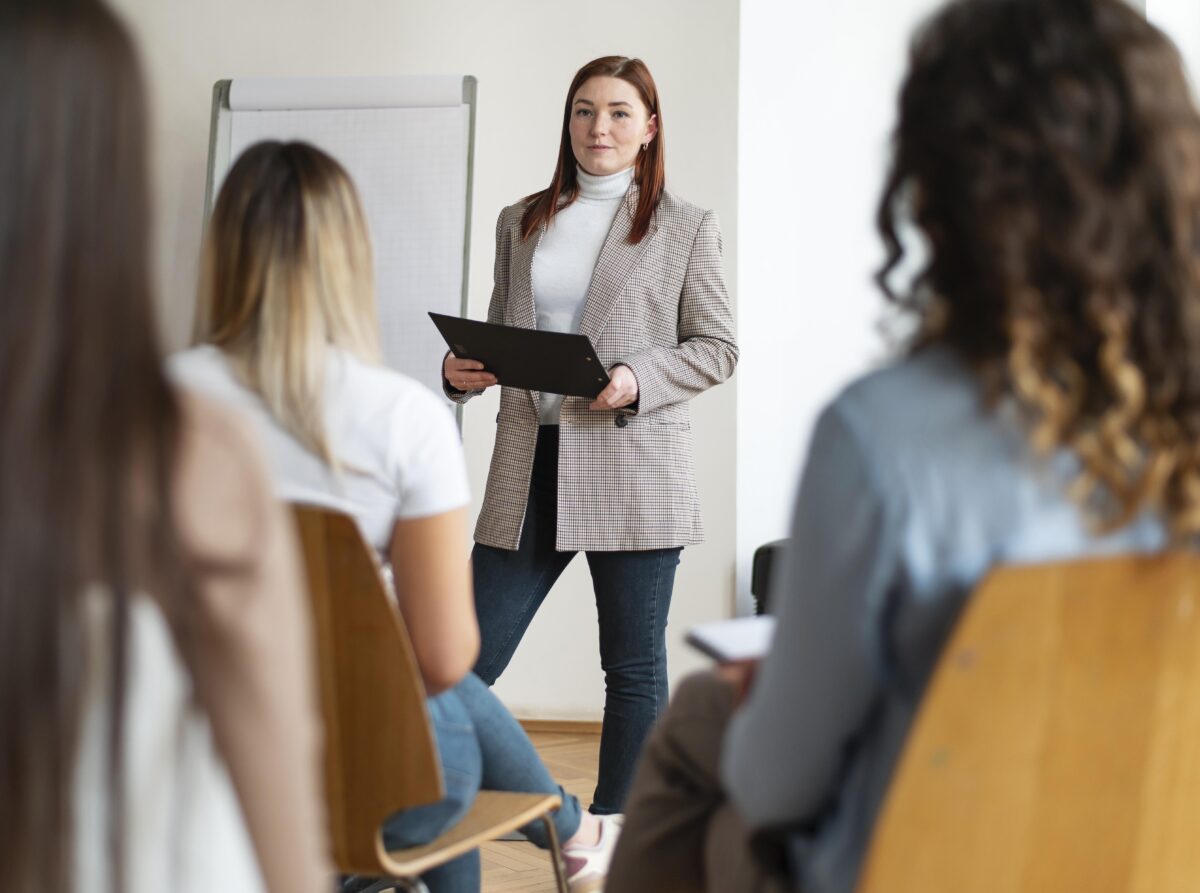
429, 312, 611, 398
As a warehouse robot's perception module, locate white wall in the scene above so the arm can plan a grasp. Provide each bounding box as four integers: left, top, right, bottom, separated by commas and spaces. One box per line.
734, 0, 1199, 615
1147, 0, 1200, 93
110, 0, 739, 720
736, 0, 943, 612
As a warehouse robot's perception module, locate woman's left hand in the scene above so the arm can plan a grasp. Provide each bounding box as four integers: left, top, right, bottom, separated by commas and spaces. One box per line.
589, 364, 639, 411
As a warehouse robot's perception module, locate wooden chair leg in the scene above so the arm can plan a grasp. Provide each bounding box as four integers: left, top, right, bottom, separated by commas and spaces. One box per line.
542, 813, 569, 893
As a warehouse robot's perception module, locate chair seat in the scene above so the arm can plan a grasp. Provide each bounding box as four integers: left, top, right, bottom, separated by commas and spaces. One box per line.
378, 791, 564, 878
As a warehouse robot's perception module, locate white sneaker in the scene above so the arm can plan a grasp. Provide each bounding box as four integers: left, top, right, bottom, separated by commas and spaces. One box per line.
563, 814, 624, 893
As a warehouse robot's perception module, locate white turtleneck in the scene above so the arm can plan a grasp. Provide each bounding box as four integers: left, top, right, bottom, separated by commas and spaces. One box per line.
532, 165, 634, 424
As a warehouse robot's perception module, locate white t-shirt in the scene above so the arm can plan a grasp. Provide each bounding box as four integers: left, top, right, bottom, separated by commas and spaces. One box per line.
73, 589, 263, 893
168, 345, 470, 554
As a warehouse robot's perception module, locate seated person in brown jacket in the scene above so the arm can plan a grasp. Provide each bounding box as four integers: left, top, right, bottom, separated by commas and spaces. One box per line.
0, 2, 329, 892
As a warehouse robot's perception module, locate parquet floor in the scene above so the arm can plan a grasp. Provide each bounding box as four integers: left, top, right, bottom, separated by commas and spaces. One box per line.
480, 727, 601, 892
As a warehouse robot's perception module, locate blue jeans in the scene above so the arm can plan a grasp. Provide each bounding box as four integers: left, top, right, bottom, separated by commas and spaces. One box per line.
472, 425, 682, 815
378, 673, 583, 892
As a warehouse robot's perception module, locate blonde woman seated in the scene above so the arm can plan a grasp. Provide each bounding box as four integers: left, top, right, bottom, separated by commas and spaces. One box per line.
170, 141, 614, 893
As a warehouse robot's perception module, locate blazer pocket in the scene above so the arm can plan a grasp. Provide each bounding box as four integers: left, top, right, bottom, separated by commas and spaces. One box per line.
633, 403, 690, 429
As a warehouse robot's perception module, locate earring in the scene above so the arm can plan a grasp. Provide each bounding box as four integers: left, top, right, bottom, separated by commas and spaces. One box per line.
641, 141, 650, 151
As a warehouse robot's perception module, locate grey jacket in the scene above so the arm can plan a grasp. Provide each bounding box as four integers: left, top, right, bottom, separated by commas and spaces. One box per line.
722, 346, 1166, 893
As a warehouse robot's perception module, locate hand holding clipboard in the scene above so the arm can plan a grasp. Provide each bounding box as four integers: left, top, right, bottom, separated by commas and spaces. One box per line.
431, 313, 612, 399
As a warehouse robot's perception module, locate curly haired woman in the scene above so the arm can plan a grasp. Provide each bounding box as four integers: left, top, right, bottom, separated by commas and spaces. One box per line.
607, 1, 1200, 891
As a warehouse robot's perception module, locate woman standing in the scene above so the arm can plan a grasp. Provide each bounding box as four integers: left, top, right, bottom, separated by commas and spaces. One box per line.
443, 56, 738, 815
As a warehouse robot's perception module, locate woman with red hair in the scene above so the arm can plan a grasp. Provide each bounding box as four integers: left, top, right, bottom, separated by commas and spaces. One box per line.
443, 56, 738, 823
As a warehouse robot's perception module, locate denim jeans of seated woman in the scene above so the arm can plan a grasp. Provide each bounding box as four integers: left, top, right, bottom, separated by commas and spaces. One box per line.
472, 425, 682, 815
346, 672, 583, 893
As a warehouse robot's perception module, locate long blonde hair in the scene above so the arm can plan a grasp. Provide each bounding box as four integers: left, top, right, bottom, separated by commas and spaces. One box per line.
196, 141, 381, 468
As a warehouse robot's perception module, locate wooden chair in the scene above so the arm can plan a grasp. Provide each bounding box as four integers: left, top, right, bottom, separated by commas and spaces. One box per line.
857, 553, 1200, 893
291, 505, 569, 893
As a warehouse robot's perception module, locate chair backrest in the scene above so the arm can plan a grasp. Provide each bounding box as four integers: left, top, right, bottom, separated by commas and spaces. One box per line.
857, 553, 1200, 893
291, 504, 443, 874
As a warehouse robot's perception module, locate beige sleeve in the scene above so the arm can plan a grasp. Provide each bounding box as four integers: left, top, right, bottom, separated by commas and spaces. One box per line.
173, 395, 331, 893
619, 209, 739, 414
443, 205, 514, 403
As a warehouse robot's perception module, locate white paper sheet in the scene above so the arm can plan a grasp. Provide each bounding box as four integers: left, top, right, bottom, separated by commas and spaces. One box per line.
685, 615, 777, 663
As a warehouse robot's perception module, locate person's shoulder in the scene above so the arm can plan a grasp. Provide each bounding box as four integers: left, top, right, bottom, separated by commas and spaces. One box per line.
167, 343, 231, 384
656, 190, 711, 228
839, 345, 974, 407
335, 356, 462, 485
175, 389, 257, 468
499, 195, 538, 223
492, 199, 536, 246
167, 343, 264, 417
172, 390, 273, 564
336, 352, 455, 422
828, 345, 986, 453
653, 191, 720, 250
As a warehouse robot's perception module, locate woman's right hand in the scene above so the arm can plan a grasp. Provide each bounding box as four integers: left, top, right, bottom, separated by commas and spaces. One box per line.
444, 354, 498, 392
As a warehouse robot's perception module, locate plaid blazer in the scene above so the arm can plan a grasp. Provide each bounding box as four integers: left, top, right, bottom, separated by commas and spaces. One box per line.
447, 186, 738, 551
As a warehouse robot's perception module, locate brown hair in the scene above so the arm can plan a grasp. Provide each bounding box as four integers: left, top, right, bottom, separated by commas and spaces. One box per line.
0, 0, 188, 889
195, 141, 381, 470
521, 56, 665, 244
877, 0, 1200, 537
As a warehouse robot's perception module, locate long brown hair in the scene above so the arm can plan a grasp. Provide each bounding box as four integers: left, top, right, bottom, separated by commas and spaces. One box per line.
521, 56, 665, 244
0, 1, 187, 889
195, 141, 382, 470
877, 0, 1200, 538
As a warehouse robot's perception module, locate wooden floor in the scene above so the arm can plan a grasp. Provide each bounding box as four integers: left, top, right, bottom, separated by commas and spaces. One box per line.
480, 727, 601, 892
